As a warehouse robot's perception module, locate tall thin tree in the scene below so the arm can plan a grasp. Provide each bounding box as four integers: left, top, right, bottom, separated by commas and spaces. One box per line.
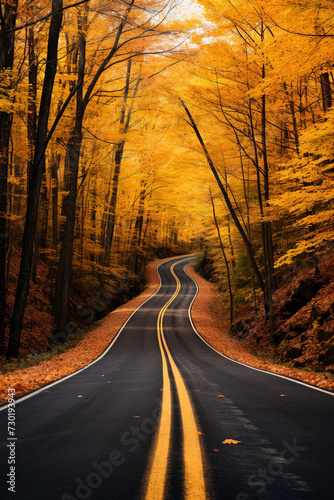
7, 0, 63, 359
0, 0, 18, 354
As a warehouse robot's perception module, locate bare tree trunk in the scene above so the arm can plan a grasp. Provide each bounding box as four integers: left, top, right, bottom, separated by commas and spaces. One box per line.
261, 59, 274, 338
226, 214, 236, 269
100, 162, 114, 249
210, 192, 233, 325
89, 176, 97, 270
31, 173, 48, 282
51, 154, 60, 251
7, 0, 63, 359
27, 26, 37, 184
239, 149, 257, 307
320, 72, 332, 112
54, 33, 86, 334
283, 83, 299, 155
27, 23, 40, 284
102, 61, 141, 268
132, 182, 146, 274
0, 0, 18, 354
102, 141, 126, 268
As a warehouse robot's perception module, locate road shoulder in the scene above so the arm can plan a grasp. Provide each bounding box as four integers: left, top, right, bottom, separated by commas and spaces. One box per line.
186, 263, 334, 392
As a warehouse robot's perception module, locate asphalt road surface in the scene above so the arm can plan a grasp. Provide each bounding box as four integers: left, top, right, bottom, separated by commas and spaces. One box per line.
1, 255, 334, 500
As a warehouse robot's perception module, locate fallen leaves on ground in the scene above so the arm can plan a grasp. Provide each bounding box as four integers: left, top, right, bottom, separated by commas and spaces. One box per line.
222, 439, 242, 445
0, 258, 169, 404
186, 264, 334, 392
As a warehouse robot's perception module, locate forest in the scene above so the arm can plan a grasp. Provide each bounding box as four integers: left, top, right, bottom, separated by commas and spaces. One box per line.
1, 0, 334, 377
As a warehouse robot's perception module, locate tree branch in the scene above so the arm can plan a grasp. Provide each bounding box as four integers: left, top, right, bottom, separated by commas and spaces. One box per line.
8, 0, 90, 33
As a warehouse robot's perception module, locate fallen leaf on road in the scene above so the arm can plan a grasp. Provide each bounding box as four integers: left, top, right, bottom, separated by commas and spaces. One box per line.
222, 439, 242, 445
218, 394, 225, 398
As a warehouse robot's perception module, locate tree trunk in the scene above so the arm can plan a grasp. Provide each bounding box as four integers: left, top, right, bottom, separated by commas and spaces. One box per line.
102, 140, 126, 268
27, 24, 39, 284
27, 26, 37, 184
283, 83, 299, 156
261, 60, 275, 338
51, 154, 60, 251
320, 72, 332, 112
0, 0, 18, 354
133, 182, 146, 274
210, 192, 233, 325
226, 215, 236, 269
7, 0, 63, 359
102, 60, 133, 268
32, 172, 48, 283
54, 34, 86, 334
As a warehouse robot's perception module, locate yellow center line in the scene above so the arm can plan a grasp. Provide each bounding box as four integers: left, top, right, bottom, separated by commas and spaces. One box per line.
144, 259, 206, 500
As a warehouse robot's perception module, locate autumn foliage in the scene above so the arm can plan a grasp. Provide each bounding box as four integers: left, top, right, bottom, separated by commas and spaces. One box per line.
0, 0, 333, 381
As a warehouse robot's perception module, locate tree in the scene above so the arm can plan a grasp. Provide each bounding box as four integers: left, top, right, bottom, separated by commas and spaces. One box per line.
7, 0, 64, 359
101, 59, 141, 271
210, 190, 233, 324
179, 98, 265, 292
0, 0, 18, 354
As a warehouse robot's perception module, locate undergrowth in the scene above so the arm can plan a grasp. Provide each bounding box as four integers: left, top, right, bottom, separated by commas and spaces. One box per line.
0, 325, 93, 374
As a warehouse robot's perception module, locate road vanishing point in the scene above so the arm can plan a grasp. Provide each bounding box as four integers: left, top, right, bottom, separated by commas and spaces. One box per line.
1, 255, 334, 499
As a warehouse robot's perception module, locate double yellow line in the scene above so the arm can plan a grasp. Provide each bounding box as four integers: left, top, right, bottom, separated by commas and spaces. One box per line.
145, 260, 207, 499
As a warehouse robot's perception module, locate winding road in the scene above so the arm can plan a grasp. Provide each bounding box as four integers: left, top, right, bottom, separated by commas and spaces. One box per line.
1, 255, 334, 500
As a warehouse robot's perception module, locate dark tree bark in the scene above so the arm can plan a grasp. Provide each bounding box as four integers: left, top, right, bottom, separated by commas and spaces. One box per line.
0, 0, 18, 354
7, 0, 63, 359
320, 72, 332, 112
27, 26, 37, 183
210, 192, 233, 325
51, 154, 60, 251
261, 56, 275, 338
226, 215, 236, 269
102, 141, 125, 267
31, 172, 48, 283
283, 83, 300, 153
132, 181, 146, 274
102, 60, 141, 269
53, 33, 86, 334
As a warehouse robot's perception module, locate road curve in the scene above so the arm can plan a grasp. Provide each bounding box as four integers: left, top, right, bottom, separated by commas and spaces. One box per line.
0, 255, 333, 500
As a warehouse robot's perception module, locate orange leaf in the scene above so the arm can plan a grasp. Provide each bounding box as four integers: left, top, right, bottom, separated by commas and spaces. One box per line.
222, 439, 242, 445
